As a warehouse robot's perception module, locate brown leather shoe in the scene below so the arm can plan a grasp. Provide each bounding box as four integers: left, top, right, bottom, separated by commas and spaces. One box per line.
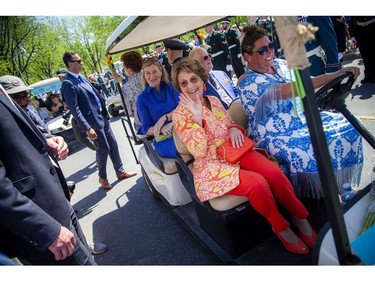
117, 171, 137, 181
99, 178, 112, 190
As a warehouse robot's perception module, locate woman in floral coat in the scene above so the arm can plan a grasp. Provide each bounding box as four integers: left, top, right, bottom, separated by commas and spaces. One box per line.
171, 57, 317, 255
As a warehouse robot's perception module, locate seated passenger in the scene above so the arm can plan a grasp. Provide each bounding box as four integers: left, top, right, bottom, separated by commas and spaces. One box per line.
171, 57, 317, 255
46, 92, 66, 117
0, 75, 48, 133
120, 50, 143, 131
189, 46, 239, 109
238, 25, 363, 199
136, 57, 179, 158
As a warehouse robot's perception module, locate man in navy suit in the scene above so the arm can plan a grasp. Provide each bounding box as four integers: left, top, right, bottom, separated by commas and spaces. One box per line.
62, 51, 136, 190
190, 46, 239, 109
0, 79, 95, 265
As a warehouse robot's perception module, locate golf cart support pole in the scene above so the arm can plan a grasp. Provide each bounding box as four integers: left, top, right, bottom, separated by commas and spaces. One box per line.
274, 16, 360, 265
114, 77, 141, 164
298, 68, 360, 265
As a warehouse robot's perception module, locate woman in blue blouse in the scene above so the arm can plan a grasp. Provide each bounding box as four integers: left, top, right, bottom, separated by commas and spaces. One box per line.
136, 57, 180, 158
238, 25, 363, 199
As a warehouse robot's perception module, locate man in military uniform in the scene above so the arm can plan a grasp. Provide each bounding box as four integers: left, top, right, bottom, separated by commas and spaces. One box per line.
163, 38, 186, 78
349, 16, 375, 84
204, 24, 233, 77
221, 19, 244, 79
155, 44, 171, 76
299, 16, 341, 76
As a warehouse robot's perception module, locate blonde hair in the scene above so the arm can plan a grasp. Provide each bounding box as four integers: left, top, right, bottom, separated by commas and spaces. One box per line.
141, 57, 169, 89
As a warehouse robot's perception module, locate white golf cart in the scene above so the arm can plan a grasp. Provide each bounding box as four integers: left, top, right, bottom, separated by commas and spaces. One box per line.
106, 16, 375, 265
29, 77, 73, 135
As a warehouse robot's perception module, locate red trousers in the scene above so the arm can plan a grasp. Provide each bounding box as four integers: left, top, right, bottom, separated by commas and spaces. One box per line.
228, 149, 309, 233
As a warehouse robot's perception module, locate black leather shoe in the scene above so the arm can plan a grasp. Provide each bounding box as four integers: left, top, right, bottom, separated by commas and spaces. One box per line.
88, 242, 108, 255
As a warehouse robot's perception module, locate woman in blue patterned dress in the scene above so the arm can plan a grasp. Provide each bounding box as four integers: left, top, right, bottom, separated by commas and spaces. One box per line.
237, 25, 363, 199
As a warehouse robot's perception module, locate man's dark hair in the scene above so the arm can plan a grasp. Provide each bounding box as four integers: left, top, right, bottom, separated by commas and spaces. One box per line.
63, 51, 77, 68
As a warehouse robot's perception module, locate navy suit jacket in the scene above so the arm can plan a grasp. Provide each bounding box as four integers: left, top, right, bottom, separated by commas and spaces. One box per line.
62, 72, 109, 133
0, 93, 71, 258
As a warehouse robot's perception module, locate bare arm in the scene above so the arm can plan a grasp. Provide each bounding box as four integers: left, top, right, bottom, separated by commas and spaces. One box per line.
280, 67, 360, 99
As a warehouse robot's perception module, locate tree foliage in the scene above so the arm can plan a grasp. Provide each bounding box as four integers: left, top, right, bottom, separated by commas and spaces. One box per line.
0, 16, 250, 85
0, 16, 124, 84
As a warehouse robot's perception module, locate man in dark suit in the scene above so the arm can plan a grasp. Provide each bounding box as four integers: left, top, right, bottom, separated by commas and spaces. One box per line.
190, 46, 239, 109
0, 80, 95, 265
62, 51, 136, 190
163, 38, 186, 78
204, 24, 233, 77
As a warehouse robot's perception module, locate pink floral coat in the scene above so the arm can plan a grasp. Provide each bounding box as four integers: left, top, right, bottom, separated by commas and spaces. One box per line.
172, 96, 240, 202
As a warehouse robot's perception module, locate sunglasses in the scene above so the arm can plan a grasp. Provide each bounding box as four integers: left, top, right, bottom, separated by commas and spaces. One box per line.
70, 59, 82, 64
253, 42, 275, 56
12, 92, 30, 101
179, 76, 199, 88
203, 54, 212, 61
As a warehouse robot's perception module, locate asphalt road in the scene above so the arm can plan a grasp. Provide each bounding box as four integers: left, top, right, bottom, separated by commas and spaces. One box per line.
59, 52, 375, 266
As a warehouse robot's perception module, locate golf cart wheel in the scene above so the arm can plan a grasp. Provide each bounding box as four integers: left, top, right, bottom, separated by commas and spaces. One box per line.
141, 167, 160, 200
108, 103, 119, 117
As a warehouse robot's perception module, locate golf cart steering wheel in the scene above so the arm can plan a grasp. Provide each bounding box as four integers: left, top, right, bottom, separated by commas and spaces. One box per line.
315, 72, 355, 111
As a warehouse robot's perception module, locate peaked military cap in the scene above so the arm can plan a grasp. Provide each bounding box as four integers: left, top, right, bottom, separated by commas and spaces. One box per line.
163, 38, 186, 50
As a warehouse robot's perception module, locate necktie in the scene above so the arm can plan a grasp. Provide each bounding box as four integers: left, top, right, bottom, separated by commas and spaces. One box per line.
209, 74, 217, 89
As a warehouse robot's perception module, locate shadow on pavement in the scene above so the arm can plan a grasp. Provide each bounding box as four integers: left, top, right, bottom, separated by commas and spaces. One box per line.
89, 177, 219, 265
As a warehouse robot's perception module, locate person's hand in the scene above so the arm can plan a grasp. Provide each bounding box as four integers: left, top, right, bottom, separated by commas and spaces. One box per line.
46, 136, 69, 160
86, 128, 97, 141
160, 122, 173, 136
226, 64, 233, 72
153, 115, 167, 137
341, 66, 360, 80
228, 127, 244, 148
48, 226, 77, 261
179, 92, 203, 125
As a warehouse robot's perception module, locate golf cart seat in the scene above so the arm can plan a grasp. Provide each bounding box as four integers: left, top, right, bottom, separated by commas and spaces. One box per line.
171, 126, 248, 211
172, 99, 273, 258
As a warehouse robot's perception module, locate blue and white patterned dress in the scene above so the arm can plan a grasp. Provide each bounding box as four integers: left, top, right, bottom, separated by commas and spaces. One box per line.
238, 59, 363, 199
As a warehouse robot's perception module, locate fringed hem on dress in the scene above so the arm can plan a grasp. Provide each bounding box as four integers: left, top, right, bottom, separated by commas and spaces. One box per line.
290, 162, 363, 199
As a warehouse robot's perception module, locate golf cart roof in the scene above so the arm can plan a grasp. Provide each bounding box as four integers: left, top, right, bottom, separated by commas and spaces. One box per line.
105, 16, 227, 55
29, 77, 62, 96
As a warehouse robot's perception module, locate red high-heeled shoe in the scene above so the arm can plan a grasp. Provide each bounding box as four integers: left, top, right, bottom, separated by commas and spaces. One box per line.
274, 230, 310, 255
298, 228, 317, 248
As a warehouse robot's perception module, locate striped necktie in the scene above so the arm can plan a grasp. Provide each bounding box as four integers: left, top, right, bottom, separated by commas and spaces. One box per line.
209, 74, 218, 89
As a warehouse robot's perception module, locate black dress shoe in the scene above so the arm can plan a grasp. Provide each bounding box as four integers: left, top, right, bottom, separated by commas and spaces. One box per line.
88, 242, 108, 255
